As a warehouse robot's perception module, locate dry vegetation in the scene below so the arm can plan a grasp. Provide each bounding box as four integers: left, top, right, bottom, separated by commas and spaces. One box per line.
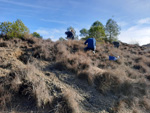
0, 36, 150, 113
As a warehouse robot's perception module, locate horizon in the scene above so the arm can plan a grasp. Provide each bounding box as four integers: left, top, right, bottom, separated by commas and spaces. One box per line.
0, 0, 150, 45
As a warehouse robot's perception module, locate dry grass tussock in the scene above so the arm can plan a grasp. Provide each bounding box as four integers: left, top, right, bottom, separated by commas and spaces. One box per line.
25, 63, 53, 107
0, 37, 81, 112
55, 89, 80, 113
0, 61, 54, 112
54, 41, 93, 83
94, 71, 122, 94
48, 40, 150, 112
0, 62, 80, 112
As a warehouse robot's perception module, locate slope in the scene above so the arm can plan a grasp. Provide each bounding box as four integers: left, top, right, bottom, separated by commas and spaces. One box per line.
0, 37, 150, 113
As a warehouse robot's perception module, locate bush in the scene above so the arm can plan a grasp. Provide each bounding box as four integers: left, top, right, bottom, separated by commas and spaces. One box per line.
94, 72, 121, 94
32, 32, 42, 38
0, 19, 29, 39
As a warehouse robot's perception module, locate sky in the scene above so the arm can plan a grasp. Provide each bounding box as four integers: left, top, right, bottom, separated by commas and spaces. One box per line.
0, 0, 150, 45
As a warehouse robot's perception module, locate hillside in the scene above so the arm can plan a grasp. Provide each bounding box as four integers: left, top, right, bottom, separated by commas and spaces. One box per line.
0, 37, 150, 113
143, 43, 150, 48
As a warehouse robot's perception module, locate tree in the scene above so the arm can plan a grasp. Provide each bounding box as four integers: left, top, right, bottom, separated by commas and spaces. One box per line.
0, 21, 12, 36
89, 26, 105, 40
59, 37, 65, 41
67, 26, 76, 36
11, 19, 29, 38
0, 19, 29, 38
32, 32, 42, 38
105, 19, 120, 41
74, 35, 79, 40
46, 38, 52, 42
92, 21, 104, 28
80, 21, 105, 40
80, 20, 107, 41
80, 28, 89, 37
89, 21, 105, 40
67, 26, 75, 31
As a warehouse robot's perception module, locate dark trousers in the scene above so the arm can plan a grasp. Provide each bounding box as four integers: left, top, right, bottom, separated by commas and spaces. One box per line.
67, 37, 74, 40
113, 42, 119, 48
84, 47, 95, 51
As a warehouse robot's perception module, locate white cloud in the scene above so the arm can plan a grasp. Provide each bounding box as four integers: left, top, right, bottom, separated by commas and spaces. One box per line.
118, 18, 150, 46
41, 19, 67, 24
138, 18, 150, 24
34, 27, 82, 41
40, 18, 79, 26
35, 28, 66, 41
119, 26, 150, 45
35, 30, 49, 35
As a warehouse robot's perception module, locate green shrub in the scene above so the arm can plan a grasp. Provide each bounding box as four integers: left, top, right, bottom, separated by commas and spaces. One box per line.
32, 32, 42, 38
0, 19, 29, 39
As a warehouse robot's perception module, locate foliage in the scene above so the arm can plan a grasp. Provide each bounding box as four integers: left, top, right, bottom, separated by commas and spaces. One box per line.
59, 37, 65, 41
9, 19, 29, 38
32, 32, 42, 38
90, 21, 105, 39
45, 38, 52, 42
80, 21, 105, 41
105, 18, 120, 42
92, 21, 104, 28
67, 26, 76, 35
80, 28, 89, 37
81, 36, 90, 41
74, 35, 79, 40
89, 26, 105, 39
0, 21, 12, 36
80, 19, 121, 42
0, 19, 29, 39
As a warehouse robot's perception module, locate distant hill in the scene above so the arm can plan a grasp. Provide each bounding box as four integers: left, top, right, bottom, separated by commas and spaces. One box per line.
143, 43, 150, 48
0, 37, 150, 113
142, 43, 150, 52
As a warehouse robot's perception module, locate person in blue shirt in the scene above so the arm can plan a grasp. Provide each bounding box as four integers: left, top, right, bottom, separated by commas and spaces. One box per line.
109, 56, 120, 61
113, 41, 120, 48
65, 30, 74, 40
84, 38, 96, 53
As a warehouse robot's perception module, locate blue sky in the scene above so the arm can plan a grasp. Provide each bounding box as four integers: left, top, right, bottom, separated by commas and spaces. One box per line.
0, 0, 150, 45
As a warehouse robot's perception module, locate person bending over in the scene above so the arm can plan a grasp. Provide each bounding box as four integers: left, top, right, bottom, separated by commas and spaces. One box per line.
84, 37, 96, 53
65, 30, 74, 40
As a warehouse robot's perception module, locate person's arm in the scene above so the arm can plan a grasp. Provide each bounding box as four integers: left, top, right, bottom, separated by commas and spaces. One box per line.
65, 31, 68, 35
84, 39, 88, 45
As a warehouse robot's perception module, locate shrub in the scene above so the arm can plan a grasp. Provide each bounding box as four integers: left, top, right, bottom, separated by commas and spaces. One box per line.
94, 72, 121, 94
0, 19, 29, 39
0, 42, 9, 47
32, 32, 42, 38
0, 62, 53, 111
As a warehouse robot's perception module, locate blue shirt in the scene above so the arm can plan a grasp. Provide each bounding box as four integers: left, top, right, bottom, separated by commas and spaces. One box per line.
84, 38, 96, 49
109, 56, 120, 61
65, 31, 74, 39
113, 41, 120, 48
